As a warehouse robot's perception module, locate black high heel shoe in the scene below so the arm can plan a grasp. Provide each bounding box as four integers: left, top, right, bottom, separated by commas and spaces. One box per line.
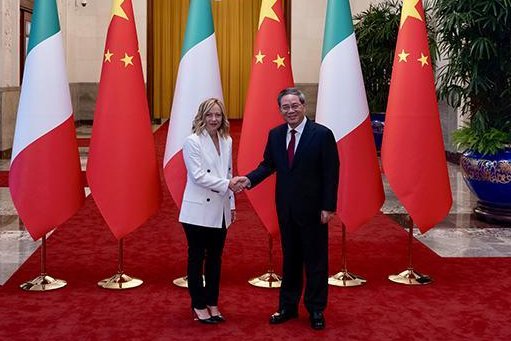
210, 314, 225, 323
192, 308, 218, 324
207, 305, 225, 322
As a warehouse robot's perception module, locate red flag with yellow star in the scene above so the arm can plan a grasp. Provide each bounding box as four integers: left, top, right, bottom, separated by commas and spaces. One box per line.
381, 0, 452, 233
237, 0, 294, 236
86, 0, 161, 239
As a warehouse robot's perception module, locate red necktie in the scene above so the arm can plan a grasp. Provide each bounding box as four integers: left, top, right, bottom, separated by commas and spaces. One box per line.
288, 129, 296, 166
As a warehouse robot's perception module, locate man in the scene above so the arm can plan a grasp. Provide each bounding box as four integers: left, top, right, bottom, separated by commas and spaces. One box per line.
238, 87, 339, 330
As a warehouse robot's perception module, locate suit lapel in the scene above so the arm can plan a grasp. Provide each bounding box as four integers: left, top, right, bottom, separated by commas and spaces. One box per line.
292, 120, 313, 169
277, 124, 289, 170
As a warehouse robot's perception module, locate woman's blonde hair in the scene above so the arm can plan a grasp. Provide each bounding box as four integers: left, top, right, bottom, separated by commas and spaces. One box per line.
192, 98, 230, 137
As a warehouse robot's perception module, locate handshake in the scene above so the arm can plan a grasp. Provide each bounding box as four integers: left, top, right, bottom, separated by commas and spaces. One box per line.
228, 176, 251, 193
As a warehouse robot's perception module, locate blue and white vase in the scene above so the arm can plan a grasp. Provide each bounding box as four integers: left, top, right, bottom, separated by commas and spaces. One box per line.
460, 148, 511, 223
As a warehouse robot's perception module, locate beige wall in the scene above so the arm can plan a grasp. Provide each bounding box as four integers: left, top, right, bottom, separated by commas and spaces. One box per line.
65, 0, 147, 83
1, 0, 21, 87
0, 0, 147, 154
0, 0, 147, 87
291, 0, 379, 83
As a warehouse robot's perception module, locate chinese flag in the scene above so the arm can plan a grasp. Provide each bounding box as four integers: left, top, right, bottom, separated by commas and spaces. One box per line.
237, 0, 294, 236
381, 0, 452, 233
86, 0, 161, 239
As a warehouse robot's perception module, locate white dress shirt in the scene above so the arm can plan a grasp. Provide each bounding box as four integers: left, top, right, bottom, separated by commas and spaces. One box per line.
286, 117, 307, 152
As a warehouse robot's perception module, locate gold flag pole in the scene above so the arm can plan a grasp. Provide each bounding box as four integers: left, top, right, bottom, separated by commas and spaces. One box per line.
20, 234, 67, 291
388, 216, 432, 285
328, 223, 366, 287
248, 233, 282, 288
98, 238, 143, 289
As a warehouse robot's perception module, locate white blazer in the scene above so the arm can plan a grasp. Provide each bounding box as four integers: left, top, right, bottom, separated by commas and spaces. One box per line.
179, 131, 235, 229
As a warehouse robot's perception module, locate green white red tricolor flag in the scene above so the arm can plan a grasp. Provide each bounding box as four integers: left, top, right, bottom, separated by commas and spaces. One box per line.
163, 0, 223, 209
9, 0, 84, 241
381, 0, 452, 233
237, 0, 294, 236
87, 0, 161, 239
316, 0, 385, 231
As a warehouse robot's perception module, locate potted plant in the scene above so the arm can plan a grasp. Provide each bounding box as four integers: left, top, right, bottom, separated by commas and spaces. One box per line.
354, 0, 437, 150
435, 0, 511, 222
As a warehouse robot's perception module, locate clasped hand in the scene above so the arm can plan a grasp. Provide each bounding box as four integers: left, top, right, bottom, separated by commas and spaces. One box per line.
228, 176, 250, 193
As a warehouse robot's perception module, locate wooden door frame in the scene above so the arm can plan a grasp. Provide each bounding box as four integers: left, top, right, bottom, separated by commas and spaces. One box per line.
20, 0, 34, 83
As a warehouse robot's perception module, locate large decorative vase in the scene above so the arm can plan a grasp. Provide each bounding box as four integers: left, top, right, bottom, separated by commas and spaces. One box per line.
460, 149, 511, 223
370, 112, 385, 152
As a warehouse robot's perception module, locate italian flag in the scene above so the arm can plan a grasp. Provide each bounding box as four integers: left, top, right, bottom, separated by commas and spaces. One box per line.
163, 0, 223, 208
9, 0, 84, 240
316, 0, 384, 231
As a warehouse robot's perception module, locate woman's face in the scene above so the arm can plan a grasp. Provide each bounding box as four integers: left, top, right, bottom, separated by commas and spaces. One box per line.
205, 103, 223, 133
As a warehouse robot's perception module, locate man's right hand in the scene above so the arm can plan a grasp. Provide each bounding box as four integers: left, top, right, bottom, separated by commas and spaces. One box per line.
229, 176, 251, 193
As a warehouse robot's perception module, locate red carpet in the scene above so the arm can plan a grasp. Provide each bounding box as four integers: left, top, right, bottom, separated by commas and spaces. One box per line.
77, 137, 90, 147
0, 170, 7, 187
1, 121, 511, 340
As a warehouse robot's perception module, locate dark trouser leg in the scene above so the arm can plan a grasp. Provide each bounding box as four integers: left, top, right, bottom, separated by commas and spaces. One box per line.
182, 223, 207, 309
278, 220, 303, 313
204, 225, 227, 306
302, 223, 329, 313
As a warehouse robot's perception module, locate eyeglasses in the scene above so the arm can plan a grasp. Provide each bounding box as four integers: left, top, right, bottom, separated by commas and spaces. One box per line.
280, 103, 303, 113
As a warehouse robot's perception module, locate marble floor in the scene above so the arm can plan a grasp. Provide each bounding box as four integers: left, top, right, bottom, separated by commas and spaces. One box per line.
1, 125, 511, 285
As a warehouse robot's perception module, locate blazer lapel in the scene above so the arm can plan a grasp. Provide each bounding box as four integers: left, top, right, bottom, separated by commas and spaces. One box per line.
218, 135, 229, 176
201, 131, 222, 175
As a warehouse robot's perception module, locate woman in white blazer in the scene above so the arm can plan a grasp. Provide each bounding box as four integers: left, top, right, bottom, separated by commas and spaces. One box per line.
180, 98, 241, 324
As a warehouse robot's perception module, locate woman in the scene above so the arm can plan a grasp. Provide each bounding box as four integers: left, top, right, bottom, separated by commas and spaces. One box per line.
179, 98, 240, 324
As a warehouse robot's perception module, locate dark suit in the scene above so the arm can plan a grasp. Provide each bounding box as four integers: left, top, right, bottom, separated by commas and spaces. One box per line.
247, 119, 339, 313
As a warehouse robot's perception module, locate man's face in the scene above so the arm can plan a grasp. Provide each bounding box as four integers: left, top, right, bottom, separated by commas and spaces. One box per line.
279, 94, 305, 128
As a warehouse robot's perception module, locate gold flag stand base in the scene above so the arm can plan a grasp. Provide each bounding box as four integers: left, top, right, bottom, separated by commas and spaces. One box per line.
20, 235, 67, 292
20, 275, 67, 291
172, 276, 188, 288
248, 234, 281, 288
389, 217, 433, 286
98, 239, 143, 290
388, 268, 432, 285
328, 271, 366, 287
172, 275, 205, 288
98, 272, 143, 289
248, 270, 282, 288
329, 224, 366, 287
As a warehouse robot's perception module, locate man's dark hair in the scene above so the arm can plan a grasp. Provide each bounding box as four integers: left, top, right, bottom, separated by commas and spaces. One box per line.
277, 87, 306, 107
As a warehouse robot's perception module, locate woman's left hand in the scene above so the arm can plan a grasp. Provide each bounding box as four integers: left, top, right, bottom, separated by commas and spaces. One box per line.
231, 210, 236, 223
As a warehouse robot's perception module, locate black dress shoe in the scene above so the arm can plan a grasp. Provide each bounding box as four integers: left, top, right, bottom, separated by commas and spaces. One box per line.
269, 309, 298, 324
310, 311, 325, 330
